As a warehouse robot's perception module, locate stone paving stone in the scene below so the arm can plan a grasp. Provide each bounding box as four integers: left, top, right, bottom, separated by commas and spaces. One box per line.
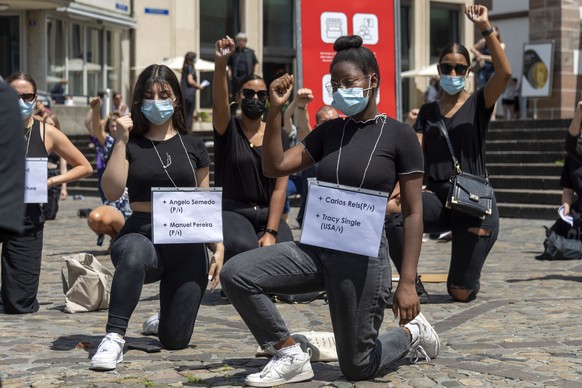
1, 197, 582, 386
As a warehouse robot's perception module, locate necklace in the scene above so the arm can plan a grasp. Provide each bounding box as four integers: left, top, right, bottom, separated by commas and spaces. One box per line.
335, 115, 387, 189
24, 125, 33, 141
150, 133, 197, 189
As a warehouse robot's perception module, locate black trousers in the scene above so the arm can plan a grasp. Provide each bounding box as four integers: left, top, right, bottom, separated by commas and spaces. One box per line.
222, 200, 293, 262
1, 204, 45, 314
385, 183, 498, 300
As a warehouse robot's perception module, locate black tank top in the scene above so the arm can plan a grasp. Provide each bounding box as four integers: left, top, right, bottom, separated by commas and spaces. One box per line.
26, 119, 48, 158
24, 119, 48, 227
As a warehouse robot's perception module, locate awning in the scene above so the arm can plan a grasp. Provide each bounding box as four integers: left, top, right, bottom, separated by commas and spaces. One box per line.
56, 3, 136, 29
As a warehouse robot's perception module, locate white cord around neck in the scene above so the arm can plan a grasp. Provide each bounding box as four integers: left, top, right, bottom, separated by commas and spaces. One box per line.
335, 115, 387, 189
150, 132, 197, 189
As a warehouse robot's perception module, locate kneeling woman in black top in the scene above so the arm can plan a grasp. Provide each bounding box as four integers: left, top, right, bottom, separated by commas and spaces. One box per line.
220, 35, 439, 387
387, 4, 511, 302
89, 65, 223, 371
212, 37, 293, 265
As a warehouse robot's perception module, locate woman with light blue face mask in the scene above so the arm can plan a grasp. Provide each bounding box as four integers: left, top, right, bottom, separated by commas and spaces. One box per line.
385, 4, 512, 304
3, 72, 93, 315
90, 64, 224, 372
220, 35, 439, 387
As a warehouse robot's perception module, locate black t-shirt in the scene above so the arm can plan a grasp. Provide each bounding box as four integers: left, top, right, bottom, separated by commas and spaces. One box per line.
213, 117, 289, 206
302, 115, 424, 193
227, 48, 258, 81
125, 133, 211, 203
560, 156, 582, 198
415, 89, 494, 185
181, 64, 196, 102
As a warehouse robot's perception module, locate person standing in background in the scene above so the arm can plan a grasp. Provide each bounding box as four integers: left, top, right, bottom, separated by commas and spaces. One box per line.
43, 114, 68, 220
50, 79, 67, 104
112, 92, 130, 116
3, 72, 92, 314
181, 52, 206, 132
227, 32, 259, 115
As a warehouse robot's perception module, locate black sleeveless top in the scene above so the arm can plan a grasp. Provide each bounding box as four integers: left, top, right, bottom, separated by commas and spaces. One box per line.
26, 120, 48, 158
24, 119, 48, 226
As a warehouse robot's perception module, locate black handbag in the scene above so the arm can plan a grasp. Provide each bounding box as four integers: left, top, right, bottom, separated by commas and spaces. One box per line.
430, 114, 493, 219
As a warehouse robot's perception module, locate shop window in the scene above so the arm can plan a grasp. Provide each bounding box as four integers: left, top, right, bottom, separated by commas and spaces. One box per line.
47, 18, 65, 89
199, 0, 240, 109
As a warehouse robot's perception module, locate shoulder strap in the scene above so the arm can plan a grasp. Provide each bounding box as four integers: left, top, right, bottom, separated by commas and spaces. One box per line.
428, 103, 461, 174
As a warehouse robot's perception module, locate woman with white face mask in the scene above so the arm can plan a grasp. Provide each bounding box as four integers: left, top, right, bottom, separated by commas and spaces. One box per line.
220, 35, 439, 386
386, 4, 511, 303
90, 64, 224, 371
3, 72, 92, 314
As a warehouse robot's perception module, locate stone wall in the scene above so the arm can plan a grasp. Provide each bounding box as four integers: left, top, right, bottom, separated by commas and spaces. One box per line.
529, 0, 582, 119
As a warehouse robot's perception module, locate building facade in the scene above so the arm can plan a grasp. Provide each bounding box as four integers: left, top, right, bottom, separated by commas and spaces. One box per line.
0, 0, 134, 104
2, 0, 581, 123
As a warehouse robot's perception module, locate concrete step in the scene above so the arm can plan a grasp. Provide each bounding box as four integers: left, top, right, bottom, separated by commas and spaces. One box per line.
494, 188, 562, 205
487, 128, 567, 141
487, 163, 563, 176
497, 202, 558, 220
489, 175, 561, 190
487, 151, 565, 164
487, 139, 564, 152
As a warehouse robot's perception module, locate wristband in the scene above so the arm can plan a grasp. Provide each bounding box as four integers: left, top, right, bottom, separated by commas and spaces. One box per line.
481, 26, 494, 37
264, 228, 278, 237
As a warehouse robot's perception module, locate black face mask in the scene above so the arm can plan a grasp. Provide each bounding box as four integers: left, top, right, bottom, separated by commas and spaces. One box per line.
240, 98, 267, 120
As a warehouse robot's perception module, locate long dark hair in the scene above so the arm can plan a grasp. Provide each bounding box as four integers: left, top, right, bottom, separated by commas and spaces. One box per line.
129, 64, 187, 136
330, 35, 380, 91
438, 43, 471, 65
6, 71, 38, 94
182, 52, 196, 72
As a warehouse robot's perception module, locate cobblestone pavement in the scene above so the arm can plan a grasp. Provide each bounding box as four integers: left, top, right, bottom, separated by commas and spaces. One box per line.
1, 196, 581, 387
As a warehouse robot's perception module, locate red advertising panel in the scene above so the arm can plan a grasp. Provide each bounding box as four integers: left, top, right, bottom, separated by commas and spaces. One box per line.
300, 0, 396, 123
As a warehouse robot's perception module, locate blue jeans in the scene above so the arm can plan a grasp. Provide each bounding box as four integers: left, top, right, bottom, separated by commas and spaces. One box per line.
221, 236, 411, 380
283, 175, 303, 214
107, 212, 209, 349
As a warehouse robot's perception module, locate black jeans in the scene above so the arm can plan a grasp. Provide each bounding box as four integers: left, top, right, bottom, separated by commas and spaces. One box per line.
385, 183, 499, 300
1, 204, 44, 314
222, 199, 293, 262
107, 212, 208, 349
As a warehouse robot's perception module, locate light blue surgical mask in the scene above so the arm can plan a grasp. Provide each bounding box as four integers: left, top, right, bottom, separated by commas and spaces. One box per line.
439, 75, 466, 95
140, 99, 174, 125
19, 98, 35, 120
331, 86, 372, 117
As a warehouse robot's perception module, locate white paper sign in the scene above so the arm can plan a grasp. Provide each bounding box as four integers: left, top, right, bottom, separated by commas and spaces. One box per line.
151, 188, 223, 244
300, 180, 388, 257
24, 158, 48, 204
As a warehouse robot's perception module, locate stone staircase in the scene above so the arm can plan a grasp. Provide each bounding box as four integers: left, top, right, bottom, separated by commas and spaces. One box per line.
69, 123, 570, 220
487, 119, 570, 220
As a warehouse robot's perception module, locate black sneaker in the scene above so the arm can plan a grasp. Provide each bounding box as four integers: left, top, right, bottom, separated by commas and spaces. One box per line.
416, 275, 430, 304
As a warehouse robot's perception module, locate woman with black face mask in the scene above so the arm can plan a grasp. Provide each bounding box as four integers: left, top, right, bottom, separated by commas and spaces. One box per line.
212, 36, 293, 289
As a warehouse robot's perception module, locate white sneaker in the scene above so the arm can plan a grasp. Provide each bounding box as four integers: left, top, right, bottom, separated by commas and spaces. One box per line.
245, 349, 314, 387
89, 333, 125, 371
142, 313, 159, 336
406, 312, 440, 362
